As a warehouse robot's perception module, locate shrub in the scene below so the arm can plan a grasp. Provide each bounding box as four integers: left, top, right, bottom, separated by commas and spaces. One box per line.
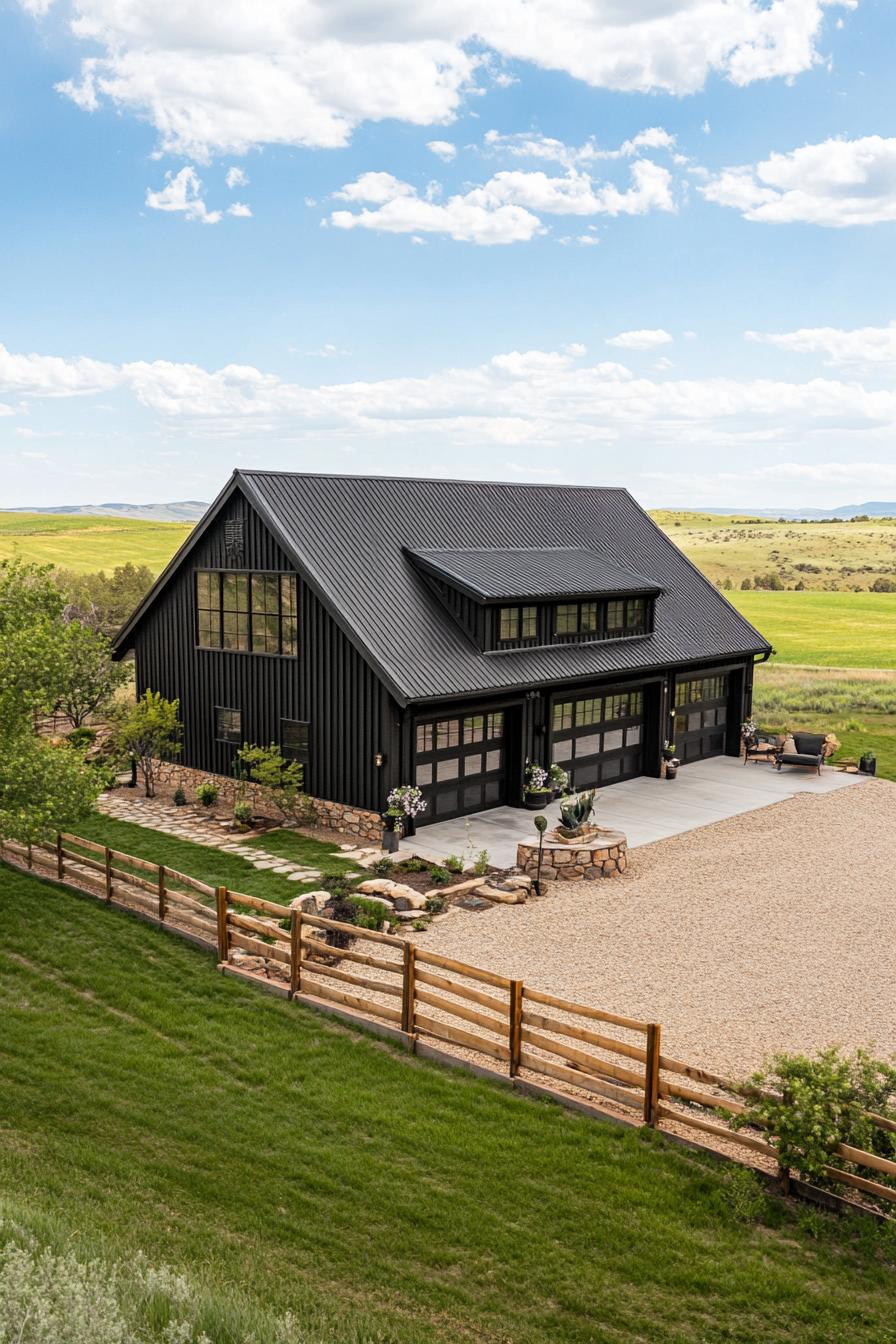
196, 780, 219, 808
236, 743, 313, 825
233, 800, 253, 826
66, 726, 97, 752
172, 786, 187, 807
350, 896, 393, 931
473, 849, 490, 876
731, 1047, 896, 1195
397, 855, 429, 873
430, 866, 451, 884
424, 893, 447, 914
445, 854, 463, 874
370, 855, 393, 876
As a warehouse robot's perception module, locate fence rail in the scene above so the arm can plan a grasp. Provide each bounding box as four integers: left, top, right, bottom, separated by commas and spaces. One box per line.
3, 829, 895, 1210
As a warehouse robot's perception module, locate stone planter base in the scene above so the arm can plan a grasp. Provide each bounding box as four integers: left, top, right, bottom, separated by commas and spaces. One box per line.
516, 829, 628, 882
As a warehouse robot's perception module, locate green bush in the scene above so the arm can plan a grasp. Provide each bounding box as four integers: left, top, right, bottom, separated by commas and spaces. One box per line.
370, 856, 394, 876
195, 780, 219, 808
172, 786, 186, 807
424, 894, 447, 914
66, 726, 97, 752
473, 849, 490, 876
430, 866, 451, 885
731, 1047, 896, 1196
233, 801, 253, 826
444, 854, 463, 874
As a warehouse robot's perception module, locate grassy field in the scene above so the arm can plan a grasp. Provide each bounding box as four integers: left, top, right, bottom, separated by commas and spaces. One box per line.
653, 510, 896, 592
730, 591, 896, 668
3, 863, 896, 1344
72, 812, 350, 903
0, 512, 191, 575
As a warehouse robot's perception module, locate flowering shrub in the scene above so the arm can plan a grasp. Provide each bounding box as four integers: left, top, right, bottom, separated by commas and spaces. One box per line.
548, 763, 569, 793
524, 763, 548, 794
387, 784, 427, 820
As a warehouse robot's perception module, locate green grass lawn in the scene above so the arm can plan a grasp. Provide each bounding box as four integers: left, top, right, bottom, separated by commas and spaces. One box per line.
0, 512, 192, 575
2, 865, 896, 1343
71, 812, 349, 903
730, 591, 896, 668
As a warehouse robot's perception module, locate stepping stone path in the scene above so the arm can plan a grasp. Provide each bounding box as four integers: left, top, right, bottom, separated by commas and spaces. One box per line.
93, 792, 387, 885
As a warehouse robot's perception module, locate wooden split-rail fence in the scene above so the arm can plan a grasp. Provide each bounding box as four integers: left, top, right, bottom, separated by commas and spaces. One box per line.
4, 830, 896, 1210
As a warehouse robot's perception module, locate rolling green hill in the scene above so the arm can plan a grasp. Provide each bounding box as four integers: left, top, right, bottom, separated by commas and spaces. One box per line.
0, 512, 192, 575
3, 865, 896, 1344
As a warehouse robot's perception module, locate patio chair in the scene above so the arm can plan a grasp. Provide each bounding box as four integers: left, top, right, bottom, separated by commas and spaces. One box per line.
742, 731, 780, 766
775, 732, 828, 775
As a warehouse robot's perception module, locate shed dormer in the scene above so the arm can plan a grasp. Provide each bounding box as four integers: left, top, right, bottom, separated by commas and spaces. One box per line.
406, 546, 662, 652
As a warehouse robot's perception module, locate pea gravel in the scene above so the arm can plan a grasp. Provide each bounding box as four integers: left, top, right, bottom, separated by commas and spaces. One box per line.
416, 779, 896, 1078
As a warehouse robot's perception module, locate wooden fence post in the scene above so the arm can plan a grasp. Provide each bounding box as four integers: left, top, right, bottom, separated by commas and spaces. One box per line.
104, 847, 113, 902
401, 943, 416, 1037
643, 1023, 661, 1126
216, 886, 229, 965
56, 833, 64, 881
509, 980, 523, 1077
290, 909, 302, 998
157, 864, 166, 922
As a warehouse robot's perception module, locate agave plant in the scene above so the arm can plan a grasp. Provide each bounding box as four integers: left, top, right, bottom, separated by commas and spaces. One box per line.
558, 789, 597, 835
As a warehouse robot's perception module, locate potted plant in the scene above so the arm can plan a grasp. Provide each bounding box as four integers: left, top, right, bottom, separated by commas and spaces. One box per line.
523, 762, 551, 810
548, 762, 570, 799
859, 750, 877, 776
381, 807, 403, 853
665, 757, 680, 780
556, 789, 597, 838
662, 740, 677, 762
386, 784, 427, 837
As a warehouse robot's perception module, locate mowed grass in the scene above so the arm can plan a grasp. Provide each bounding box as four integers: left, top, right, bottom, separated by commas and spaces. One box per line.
653, 510, 896, 591
72, 811, 350, 903
730, 591, 896, 667
3, 865, 896, 1344
0, 512, 191, 575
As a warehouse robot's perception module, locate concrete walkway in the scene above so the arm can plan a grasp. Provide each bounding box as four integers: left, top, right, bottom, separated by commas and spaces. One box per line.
401, 756, 864, 868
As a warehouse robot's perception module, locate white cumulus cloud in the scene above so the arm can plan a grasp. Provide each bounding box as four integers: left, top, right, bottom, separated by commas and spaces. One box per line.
606, 329, 674, 351
225, 166, 249, 189
702, 135, 896, 226
145, 166, 222, 223
427, 140, 457, 161
746, 323, 896, 366
22, 0, 854, 159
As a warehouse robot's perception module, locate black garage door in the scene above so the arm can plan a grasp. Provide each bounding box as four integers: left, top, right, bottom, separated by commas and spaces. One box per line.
414, 711, 506, 822
673, 674, 728, 763
550, 688, 643, 789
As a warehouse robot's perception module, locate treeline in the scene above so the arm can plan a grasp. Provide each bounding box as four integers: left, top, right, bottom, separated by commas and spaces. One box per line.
53, 562, 155, 635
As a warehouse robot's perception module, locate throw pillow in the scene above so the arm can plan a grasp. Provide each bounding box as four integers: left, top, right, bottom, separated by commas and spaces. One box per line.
781, 735, 797, 756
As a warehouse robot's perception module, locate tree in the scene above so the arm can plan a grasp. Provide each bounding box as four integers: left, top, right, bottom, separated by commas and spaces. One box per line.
112, 691, 182, 797
740, 577, 752, 591
55, 563, 156, 635
237, 743, 313, 824
0, 733, 101, 852
55, 621, 131, 729
0, 560, 104, 846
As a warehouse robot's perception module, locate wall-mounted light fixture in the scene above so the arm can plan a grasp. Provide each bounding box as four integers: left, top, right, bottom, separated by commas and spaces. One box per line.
374, 752, 386, 768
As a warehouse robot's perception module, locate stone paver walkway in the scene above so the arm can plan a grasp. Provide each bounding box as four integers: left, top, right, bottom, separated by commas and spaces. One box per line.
97, 792, 384, 882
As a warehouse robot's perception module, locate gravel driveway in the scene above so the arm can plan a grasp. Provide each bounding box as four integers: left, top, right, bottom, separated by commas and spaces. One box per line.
416, 779, 896, 1079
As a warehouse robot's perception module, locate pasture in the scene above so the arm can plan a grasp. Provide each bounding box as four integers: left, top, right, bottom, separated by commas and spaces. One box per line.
0, 512, 191, 575
3, 863, 896, 1344
654, 511, 896, 592
730, 591, 896, 668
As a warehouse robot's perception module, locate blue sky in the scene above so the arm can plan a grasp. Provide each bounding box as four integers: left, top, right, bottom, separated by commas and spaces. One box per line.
2, 0, 895, 508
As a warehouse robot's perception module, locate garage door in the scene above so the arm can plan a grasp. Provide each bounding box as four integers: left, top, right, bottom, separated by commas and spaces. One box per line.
550, 688, 643, 789
414, 711, 506, 822
673, 674, 728, 763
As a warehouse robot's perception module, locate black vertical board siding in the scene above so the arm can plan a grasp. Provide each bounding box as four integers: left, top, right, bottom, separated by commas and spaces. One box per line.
131, 488, 395, 813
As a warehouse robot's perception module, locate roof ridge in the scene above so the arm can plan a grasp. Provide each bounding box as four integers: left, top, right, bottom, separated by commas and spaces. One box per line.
236, 468, 625, 492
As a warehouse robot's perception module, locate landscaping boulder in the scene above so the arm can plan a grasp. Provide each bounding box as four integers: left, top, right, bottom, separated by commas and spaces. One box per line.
474, 883, 526, 905
289, 893, 320, 915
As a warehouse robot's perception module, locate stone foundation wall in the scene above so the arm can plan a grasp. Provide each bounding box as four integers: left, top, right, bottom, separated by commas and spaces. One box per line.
516, 829, 628, 881
152, 760, 383, 842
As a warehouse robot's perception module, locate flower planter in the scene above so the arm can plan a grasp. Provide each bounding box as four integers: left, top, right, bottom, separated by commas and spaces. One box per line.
382, 827, 400, 853
524, 790, 552, 811
665, 759, 679, 780
403, 815, 416, 837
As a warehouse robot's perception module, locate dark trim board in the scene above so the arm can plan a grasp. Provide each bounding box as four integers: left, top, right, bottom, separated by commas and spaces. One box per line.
112, 472, 769, 826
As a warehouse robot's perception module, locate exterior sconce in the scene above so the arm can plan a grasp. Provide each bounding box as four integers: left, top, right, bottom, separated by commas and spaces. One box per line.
374, 752, 386, 767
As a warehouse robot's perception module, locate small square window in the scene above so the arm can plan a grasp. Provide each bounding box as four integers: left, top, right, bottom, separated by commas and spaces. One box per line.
215, 706, 242, 743
281, 718, 309, 763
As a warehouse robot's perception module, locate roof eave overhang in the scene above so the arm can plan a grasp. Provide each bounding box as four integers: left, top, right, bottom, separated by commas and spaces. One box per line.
404, 548, 662, 605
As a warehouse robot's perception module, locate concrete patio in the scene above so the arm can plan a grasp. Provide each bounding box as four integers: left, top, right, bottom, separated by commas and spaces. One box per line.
401, 756, 865, 868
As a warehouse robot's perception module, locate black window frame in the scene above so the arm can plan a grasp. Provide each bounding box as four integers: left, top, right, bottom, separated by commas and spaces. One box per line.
281, 718, 310, 765
215, 705, 242, 743
196, 569, 298, 657
497, 604, 538, 645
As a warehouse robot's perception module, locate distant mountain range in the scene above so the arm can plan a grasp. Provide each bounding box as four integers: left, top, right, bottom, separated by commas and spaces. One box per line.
4, 498, 896, 523
2, 501, 210, 523
694, 502, 896, 520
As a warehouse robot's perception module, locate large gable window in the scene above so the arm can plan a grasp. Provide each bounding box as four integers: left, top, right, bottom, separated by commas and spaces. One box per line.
197, 571, 298, 656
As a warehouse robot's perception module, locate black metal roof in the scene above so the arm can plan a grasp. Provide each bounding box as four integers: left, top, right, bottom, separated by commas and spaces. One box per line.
238, 472, 770, 703
115, 470, 771, 706
406, 546, 661, 602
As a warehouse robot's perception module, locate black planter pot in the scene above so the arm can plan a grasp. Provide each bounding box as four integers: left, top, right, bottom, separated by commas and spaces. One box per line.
662, 749, 676, 762
524, 790, 552, 811
403, 815, 416, 837
665, 760, 679, 780
859, 757, 877, 776
382, 828, 399, 853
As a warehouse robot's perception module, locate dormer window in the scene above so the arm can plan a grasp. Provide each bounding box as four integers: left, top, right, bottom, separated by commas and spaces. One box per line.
499, 605, 538, 643
555, 601, 598, 638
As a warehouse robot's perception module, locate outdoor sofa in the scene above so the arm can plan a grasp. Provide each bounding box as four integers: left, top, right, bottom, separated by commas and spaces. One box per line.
775, 732, 829, 775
